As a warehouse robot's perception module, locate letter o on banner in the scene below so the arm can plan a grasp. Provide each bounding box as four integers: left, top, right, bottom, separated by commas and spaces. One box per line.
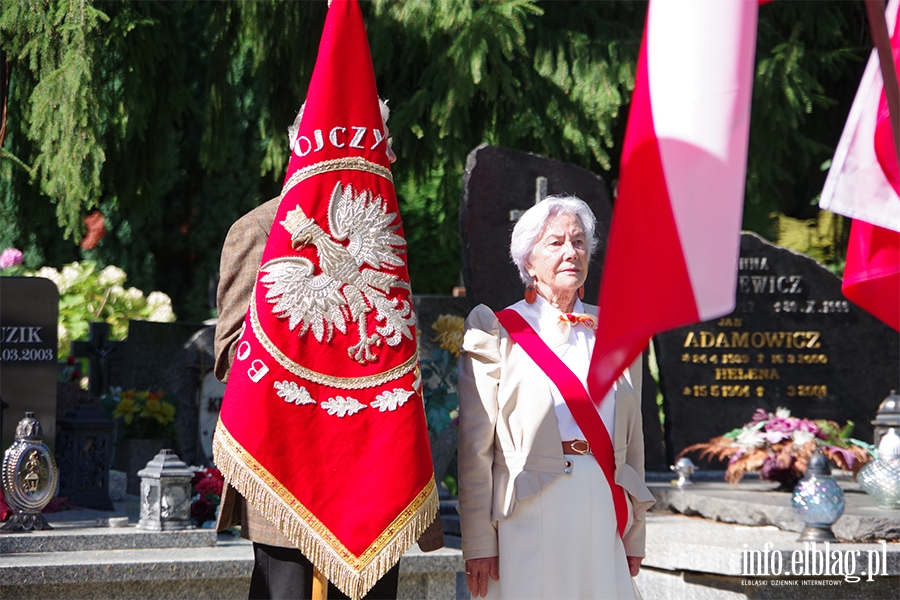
294, 136, 312, 157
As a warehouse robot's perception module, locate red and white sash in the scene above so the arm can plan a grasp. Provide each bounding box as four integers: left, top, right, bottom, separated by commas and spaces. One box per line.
496, 308, 629, 539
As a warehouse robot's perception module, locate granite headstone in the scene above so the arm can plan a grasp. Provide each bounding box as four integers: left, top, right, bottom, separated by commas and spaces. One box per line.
459, 145, 667, 471
459, 144, 613, 312
0, 277, 58, 452
106, 320, 211, 467
655, 232, 900, 464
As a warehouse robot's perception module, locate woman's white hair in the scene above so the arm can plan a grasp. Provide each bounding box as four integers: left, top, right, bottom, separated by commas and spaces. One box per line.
509, 195, 599, 285
288, 98, 390, 150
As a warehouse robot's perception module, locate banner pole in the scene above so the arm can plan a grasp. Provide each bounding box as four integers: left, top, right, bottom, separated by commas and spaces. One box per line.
312, 566, 329, 600
865, 0, 900, 174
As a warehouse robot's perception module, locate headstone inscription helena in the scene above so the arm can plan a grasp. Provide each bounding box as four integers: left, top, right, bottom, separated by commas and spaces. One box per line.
655, 233, 900, 465
0, 278, 59, 452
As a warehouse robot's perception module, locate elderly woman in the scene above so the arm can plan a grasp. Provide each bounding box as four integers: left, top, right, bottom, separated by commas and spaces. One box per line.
457, 195, 655, 599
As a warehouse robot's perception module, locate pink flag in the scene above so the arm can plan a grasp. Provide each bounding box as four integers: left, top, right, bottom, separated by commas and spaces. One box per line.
819, 0, 899, 332
588, 0, 759, 401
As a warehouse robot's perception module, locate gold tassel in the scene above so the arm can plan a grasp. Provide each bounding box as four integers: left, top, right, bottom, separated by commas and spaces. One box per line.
213, 421, 439, 600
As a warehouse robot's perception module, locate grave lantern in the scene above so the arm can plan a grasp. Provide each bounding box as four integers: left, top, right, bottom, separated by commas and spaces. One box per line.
792, 451, 844, 542
55, 401, 115, 511
872, 390, 900, 448
1, 412, 59, 531
136, 449, 193, 531
857, 428, 900, 510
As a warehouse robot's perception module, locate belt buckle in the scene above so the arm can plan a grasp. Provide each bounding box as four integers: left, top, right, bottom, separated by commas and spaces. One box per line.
571, 440, 591, 455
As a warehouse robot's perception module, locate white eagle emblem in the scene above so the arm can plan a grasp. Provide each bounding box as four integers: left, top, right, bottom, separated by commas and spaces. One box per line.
259, 182, 415, 364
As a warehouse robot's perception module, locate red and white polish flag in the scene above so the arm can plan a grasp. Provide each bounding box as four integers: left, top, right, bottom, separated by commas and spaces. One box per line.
819, 0, 900, 332
589, 0, 759, 401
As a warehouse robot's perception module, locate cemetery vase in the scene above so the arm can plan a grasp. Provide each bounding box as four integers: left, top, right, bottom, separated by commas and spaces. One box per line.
113, 437, 173, 496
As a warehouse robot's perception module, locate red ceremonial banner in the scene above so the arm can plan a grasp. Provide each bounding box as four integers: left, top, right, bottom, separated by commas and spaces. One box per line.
212, 2, 437, 597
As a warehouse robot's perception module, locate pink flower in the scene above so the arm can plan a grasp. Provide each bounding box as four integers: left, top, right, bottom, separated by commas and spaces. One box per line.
749, 409, 769, 424
764, 416, 799, 434
0, 248, 23, 269
797, 420, 824, 438
763, 430, 790, 445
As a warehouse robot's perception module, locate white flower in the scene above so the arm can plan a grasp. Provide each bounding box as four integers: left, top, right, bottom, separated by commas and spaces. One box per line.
58, 322, 69, 342
35, 266, 61, 286
109, 284, 125, 299
775, 407, 791, 419
98, 265, 127, 286
58, 264, 81, 293
146, 291, 171, 309
735, 424, 766, 450
148, 305, 175, 323
126, 287, 144, 301
791, 429, 815, 447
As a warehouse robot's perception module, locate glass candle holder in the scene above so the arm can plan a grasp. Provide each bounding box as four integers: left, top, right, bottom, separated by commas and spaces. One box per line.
792, 451, 844, 542
858, 428, 900, 509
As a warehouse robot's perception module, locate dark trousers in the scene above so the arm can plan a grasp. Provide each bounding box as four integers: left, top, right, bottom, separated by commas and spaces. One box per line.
249, 543, 401, 600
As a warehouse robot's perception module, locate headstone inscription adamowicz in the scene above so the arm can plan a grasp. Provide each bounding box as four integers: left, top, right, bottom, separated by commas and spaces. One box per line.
655, 233, 900, 464
459, 144, 613, 312
0, 277, 59, 452
459, 144, 667, 471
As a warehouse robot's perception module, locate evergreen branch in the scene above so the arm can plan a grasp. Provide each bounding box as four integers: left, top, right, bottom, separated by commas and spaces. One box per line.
0, 147, 33, 174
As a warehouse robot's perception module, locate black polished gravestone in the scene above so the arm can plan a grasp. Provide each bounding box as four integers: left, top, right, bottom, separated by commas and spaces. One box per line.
0, 277, 59, 452
459, 145, 667, 471
459, 144, 613, 313
105, 320, 212, 467
655, 232, 900, 465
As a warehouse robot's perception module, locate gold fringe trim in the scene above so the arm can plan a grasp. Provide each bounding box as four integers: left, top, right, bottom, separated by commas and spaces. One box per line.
249, 291, 419, 390
281, 157, 393, 200
213, 420, 438, 600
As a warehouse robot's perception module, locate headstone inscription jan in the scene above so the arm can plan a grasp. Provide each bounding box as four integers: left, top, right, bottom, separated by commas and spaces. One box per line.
459, 144, 667, 471
655, 232, 900, 465
0, 277, 58, 452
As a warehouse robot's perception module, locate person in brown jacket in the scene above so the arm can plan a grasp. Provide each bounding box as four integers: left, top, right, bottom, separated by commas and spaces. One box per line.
214, 100, 443, 600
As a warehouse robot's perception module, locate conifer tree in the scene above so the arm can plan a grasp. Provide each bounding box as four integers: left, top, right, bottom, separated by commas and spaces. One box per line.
0, 0, 870, 321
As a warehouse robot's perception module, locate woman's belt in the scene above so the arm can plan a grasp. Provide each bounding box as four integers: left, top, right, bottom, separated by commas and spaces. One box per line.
562, 439, 593, 455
